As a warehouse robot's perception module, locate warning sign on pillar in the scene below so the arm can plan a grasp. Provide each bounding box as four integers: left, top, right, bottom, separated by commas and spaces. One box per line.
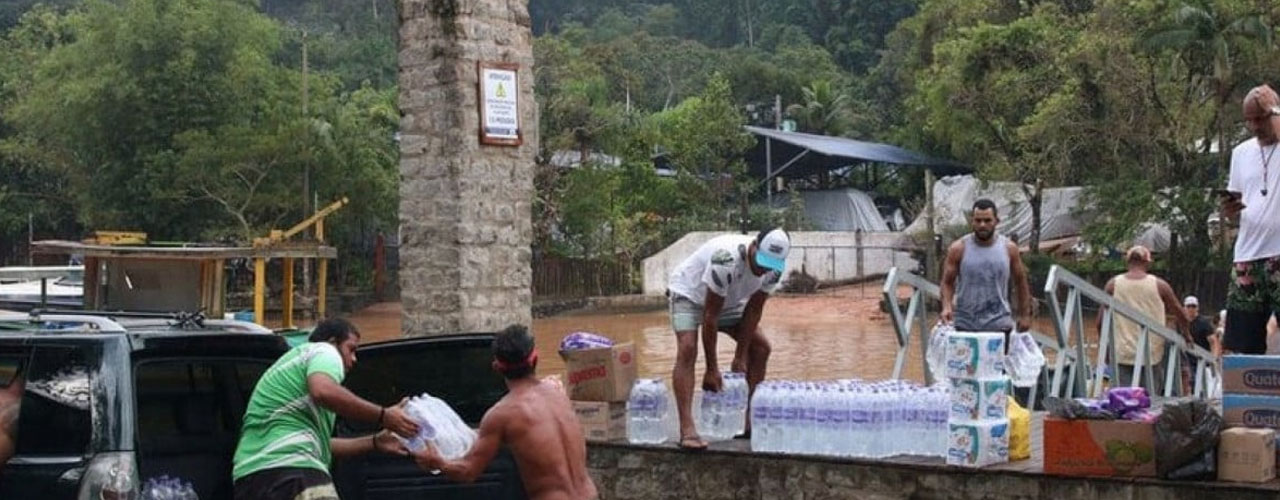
478, 62, 522, 146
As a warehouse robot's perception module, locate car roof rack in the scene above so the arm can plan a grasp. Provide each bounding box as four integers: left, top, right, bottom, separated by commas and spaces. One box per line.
0, 311, 126, 333
1, 309, 273, 335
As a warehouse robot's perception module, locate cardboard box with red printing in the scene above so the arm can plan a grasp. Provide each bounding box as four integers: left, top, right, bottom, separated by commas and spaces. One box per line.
560, 343, 637, 402
572, 401, 627, 442
1043, 417, 1156, 477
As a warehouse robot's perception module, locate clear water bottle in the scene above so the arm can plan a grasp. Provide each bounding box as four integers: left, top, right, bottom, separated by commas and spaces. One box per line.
725, 372, 747, 437
770, 381, 787, 453
699, 389, 725, 441
750, 382, 769, 452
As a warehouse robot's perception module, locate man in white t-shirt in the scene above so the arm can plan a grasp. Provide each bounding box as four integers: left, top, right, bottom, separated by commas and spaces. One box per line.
1222, 84, 1280, 354
666, 228, 790, 450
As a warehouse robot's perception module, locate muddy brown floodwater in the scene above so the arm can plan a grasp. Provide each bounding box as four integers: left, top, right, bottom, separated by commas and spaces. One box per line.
347, 284, 1100, 385
350, 284, 942, 384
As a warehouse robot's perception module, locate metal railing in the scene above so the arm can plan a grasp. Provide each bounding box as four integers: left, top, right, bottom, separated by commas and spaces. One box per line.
881, 267, 938, 384
882, 265, 1220, 401
1044, 265, 1219, 398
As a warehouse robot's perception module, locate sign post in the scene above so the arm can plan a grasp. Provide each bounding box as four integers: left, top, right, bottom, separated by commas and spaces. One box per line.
478, 62, 522, 146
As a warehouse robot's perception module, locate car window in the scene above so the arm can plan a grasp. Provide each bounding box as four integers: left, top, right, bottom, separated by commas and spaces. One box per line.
13, 346, 94, 456
134, 359, 271, 499
135, 359, 270, 444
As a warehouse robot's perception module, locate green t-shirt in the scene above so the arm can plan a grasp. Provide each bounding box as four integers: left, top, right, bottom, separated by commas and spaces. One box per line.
232, 342, 346, 480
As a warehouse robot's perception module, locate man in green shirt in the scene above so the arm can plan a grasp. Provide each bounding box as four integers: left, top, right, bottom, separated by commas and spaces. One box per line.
233, 318, 419, 500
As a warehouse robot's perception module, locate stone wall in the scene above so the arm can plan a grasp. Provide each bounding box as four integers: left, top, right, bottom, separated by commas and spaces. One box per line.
397, 0, 536, 336
587, 442, 1280, 500
643, 231, 919, 295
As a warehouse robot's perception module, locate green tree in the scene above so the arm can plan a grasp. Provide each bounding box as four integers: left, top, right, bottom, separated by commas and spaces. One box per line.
786, 80, 856, 136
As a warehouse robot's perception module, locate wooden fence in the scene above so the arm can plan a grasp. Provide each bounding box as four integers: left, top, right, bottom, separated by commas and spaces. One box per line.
533, 256, 635, 299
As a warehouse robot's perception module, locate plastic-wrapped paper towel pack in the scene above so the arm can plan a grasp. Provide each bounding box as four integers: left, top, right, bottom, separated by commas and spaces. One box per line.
948, 419, 1011, 467
950, 377, 1009, 421
945, 330, 1010, 468
946, 332, 1005, 379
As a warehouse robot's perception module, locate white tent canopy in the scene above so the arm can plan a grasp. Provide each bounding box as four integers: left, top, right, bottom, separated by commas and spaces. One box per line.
901, 175, 1177, 252
778, 188, 892, 232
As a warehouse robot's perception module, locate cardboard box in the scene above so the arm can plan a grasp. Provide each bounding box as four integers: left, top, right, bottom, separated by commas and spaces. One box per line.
1043, 417, 1156, 477
1223, 355, 1280, 396
1224, 394, 1280, 429
1218, 427, 1276, 483
572, 401, 627, 442
560, 343, 637, 402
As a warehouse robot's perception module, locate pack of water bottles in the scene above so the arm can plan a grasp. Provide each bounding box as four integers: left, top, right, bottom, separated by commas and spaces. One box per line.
697, 372, 749, 441
749, 379, 950, 458
399, 392, 477, 460
141, 475, 198, 500
626, 378, 671, 444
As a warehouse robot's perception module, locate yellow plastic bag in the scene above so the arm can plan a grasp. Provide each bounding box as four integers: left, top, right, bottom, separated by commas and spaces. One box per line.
1008, 397, 1031, 461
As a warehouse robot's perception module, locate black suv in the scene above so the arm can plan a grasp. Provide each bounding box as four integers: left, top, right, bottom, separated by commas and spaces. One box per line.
0, 313, 524, 499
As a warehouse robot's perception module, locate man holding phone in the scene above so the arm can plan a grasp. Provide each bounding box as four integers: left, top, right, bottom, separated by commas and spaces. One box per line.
1221, 84, 1280, 354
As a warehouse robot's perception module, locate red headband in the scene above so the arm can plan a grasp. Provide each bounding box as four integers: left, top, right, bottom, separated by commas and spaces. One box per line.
493, 350, 538, 372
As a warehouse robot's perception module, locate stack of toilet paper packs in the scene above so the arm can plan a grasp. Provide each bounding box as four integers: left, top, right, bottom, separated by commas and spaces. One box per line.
945, 331, 1010, 467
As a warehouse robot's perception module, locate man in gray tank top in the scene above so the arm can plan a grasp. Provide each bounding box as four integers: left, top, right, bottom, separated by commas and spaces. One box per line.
941, 199, 1034, 333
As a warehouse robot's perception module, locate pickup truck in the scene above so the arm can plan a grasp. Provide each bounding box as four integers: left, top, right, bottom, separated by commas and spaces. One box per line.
0, 313, 524, 499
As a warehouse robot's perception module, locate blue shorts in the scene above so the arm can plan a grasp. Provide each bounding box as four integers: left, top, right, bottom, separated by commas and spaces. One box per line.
668, 295, 742, 333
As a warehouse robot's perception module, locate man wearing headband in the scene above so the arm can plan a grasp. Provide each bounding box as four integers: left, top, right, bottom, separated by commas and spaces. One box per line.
412, 325, 597, 500
666, 228, 791, 450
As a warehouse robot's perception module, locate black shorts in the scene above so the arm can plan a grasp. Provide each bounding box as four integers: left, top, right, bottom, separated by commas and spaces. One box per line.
233, 467, 339, 500
1225, 257, 1280, 354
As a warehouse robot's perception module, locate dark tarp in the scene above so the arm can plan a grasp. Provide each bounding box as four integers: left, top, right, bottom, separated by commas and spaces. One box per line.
744, 126, 971, 180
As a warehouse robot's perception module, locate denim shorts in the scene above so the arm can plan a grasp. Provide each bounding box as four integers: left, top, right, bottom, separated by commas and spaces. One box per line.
668, 294, 743, 332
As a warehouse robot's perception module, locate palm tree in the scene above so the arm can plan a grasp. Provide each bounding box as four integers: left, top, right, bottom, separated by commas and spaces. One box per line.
786, 80, 855, 137
1142, 2, 1272, 165
1142, 1, 1271, 285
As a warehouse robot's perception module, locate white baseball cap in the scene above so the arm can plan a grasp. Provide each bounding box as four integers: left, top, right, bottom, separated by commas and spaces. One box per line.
754, 229, 790, 272
1184, 296, 1198, 307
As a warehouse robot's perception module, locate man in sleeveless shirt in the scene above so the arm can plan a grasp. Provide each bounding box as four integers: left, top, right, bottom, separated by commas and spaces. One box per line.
1097, 246, 1190, 395
1221, 84, 1280, 354
941, 199, 1034, 335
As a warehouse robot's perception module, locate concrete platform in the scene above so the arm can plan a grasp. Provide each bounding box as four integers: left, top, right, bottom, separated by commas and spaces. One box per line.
586, 423, 1280, 500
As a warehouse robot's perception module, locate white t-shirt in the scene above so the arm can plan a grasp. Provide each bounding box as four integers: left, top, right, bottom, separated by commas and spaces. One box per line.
667, 234, 782, 313
1228, 137, 1280, 262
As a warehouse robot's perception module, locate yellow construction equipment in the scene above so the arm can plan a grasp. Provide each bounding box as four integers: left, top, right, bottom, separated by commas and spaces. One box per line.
251, 197, 348, 328
83, 231, 147, 246
253, 197, 349, 248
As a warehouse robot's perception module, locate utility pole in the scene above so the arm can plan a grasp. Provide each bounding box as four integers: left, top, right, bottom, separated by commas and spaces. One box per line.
302, 30, 314, 298
28, 212, 34, 266
774, 94, 782, 129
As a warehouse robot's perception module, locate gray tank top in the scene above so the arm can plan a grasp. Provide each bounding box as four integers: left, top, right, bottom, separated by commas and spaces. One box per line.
954, 234, 1014, 332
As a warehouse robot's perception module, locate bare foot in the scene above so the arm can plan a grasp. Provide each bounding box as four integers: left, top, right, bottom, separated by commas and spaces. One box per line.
678, 435, 708, 451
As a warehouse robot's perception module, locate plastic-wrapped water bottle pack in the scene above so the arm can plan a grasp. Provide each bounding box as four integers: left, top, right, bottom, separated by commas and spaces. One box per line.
400, 392, 477, 460
141, 475, 198, 500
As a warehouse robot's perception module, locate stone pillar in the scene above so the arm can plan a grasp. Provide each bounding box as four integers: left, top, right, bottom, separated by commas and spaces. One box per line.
397, 0, 536, 336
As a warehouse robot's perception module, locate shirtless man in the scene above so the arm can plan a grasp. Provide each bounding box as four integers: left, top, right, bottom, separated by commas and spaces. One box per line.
411, 325, 597, 500
0, 369, 22, 471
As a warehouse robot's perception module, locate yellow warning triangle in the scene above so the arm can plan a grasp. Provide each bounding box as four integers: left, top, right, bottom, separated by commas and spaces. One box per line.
496, 83, 507, 98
